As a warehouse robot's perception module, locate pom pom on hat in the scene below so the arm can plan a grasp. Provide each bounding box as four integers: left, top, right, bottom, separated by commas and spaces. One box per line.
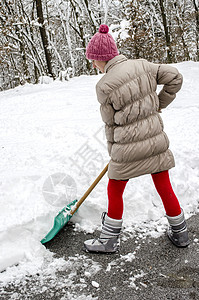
86, 24, 119, 61
99, 24, 109, 34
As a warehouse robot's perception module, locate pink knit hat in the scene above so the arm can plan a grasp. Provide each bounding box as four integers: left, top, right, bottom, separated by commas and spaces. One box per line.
86, 24, 119, 61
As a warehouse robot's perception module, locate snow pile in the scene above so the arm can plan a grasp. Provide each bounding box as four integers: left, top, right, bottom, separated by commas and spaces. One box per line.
0, 61, 199, 284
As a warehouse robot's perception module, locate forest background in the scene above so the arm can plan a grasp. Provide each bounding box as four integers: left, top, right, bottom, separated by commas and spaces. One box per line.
0, 0, 198, 90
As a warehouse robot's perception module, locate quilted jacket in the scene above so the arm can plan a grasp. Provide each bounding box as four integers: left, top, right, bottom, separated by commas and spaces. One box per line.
96, 55, 183, 179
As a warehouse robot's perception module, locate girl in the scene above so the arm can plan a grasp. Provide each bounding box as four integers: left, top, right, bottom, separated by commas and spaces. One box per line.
84, 24, 189, 253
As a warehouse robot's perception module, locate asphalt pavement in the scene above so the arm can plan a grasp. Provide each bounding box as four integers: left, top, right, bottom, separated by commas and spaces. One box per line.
1, 213, 199, 300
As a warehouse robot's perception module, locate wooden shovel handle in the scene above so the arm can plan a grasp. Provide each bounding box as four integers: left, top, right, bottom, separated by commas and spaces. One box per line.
70, 163, 109, 215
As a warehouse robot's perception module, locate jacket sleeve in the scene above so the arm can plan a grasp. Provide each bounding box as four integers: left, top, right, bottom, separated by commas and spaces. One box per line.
156, 64, 183, 109
96, 84, 115, 156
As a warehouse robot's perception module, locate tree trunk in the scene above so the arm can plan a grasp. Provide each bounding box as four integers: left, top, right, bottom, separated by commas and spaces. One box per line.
35, 0, 54, 78
193, 0, 199, 60
159, 0, 172, 63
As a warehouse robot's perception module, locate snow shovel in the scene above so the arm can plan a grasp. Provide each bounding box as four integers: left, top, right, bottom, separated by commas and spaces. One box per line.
41, 163, 109, 244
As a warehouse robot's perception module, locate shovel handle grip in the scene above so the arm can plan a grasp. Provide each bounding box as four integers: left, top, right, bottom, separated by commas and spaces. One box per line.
70, 163, 109, 215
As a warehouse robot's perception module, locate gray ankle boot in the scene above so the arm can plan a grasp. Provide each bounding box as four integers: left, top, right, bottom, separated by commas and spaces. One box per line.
84, 212, 122, 253
166, 209, 190, 248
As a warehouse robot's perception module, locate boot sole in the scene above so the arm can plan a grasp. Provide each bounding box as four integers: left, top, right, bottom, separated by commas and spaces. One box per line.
83, 245, 119, 254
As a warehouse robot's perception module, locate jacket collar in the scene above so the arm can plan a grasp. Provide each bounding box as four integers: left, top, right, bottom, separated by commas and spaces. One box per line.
104, 54, 127, 73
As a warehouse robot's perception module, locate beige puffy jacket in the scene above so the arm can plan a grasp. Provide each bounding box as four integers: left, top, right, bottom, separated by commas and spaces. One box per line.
96, 55, 183, 180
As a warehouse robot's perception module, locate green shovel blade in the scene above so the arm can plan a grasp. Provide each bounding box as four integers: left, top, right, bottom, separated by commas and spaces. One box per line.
41, 199, 78, 244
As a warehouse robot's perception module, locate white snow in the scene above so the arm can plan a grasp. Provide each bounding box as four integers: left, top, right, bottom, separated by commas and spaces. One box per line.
0, 61, 199, 286
120, 252, 135, 262
129, 270, 146, 289
91, 281, 99, 288
110, 20, 130, 40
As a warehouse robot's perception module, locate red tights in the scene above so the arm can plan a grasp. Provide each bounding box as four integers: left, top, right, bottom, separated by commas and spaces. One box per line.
107, 170, 181, 220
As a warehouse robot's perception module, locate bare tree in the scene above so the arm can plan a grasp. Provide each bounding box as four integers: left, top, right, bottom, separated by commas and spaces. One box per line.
158, 0, 172, 63
35, 0, 54, 78
193, 0, 199, 60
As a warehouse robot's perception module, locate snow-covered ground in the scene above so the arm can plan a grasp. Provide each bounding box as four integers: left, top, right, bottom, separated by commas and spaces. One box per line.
0, 61, 199, 286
